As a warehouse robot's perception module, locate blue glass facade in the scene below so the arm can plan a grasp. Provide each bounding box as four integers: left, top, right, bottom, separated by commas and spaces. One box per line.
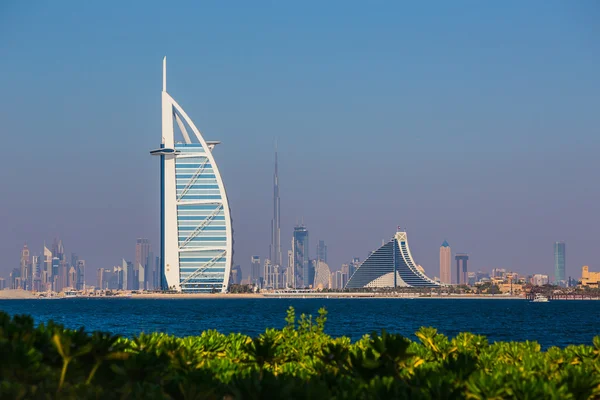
292, 226, 310, 288
554, 241, 566, 285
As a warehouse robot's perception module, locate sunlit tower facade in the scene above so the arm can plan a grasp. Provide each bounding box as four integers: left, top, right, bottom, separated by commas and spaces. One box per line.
455, 254, 469, 285
151, 58, 233, 293
439, 240, 451, 285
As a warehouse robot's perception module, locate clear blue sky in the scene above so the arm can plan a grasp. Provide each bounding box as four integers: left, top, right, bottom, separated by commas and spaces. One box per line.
0, 1, 598, 281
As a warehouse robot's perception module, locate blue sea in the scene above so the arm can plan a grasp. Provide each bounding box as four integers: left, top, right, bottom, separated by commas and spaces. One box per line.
1, 298, 598, 348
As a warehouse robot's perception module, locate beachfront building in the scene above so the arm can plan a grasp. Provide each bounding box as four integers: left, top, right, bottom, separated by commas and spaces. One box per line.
345, 230, 440, 289
151, 58, 233, 293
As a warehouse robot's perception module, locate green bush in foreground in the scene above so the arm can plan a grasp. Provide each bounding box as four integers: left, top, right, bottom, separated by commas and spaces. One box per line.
0, 308, 599, 399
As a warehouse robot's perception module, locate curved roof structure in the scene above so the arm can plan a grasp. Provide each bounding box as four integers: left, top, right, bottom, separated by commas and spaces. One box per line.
345, 231, 440, 289
151, 57, 232, 293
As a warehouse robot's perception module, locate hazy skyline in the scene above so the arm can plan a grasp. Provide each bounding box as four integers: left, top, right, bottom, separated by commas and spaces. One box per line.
1, 1, 598, 280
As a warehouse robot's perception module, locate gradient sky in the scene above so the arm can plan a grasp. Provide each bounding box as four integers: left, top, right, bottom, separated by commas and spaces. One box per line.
1, 1, 598, 282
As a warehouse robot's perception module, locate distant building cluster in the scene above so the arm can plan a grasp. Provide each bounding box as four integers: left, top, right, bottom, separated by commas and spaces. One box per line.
0, 237, 162, 294
96, 238, 159, 291
6, 239, 85, 292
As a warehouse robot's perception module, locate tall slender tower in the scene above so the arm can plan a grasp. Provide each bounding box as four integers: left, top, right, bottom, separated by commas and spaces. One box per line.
150, 57, 233, 293
439, 240, 451, 285
270, 147, 282, 267
554, 241, 566, 286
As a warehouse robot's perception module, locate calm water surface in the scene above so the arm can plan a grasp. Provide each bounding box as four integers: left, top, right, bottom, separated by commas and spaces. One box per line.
1, 298, 598, 348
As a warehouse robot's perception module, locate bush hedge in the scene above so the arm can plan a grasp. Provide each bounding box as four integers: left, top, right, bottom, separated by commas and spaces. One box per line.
1, 307, 599, 399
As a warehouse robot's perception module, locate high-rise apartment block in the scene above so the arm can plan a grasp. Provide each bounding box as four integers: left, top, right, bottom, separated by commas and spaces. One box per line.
316, 240, 327, 262
455, 254, 469, 285
264, 259, 274, 288
250, 256, 261, 286
292, 225, 310, 288
439, 240, 451, 285
135, 238, 150, 290
135, 239, 150, 271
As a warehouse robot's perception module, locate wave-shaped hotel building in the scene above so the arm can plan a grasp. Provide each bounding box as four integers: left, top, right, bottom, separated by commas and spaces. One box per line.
151, 58, 232, 293
345, 230, 440, 289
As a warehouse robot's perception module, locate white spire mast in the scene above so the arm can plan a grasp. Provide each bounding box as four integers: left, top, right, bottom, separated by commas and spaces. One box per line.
163, 56, 167, 92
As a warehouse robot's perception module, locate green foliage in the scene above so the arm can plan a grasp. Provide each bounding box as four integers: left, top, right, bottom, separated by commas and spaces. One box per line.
0, 307, 599, 399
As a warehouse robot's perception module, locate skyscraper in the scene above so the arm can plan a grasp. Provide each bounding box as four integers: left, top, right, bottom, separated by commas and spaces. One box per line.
150, 57, 233, 293
270, 148, 282, 267
146, 251, 154, 290
316, 240, 327, 262
250, 256, 261, 285
455, 254, 469, 285
439, 240, 451, 285
68, 266, 77, 288
138, 263, 145, 290
43, 245, 52, 289
554, 241, 566, 286
292, 225, 309, 288
263, 259, 274, 288
122, 259, 129, 291
20, 244, 30, 289
135, 238, 150, 272
51, 257, 60, 282
76, 260, 85, 290
230, 265, 242, 285
348, 257, 360, 279
52, 238, 64, 261
286, 250, 294, 288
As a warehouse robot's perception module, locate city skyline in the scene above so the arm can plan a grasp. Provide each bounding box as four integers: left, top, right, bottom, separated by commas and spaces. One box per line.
1, 2, 598, 279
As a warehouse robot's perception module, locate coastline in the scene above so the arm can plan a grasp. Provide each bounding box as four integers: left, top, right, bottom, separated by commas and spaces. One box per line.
0, 290, 525, 300
1, 289, 597, 300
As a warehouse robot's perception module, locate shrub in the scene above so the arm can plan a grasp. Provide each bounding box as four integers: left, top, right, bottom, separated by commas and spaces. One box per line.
0, 307, 598, 399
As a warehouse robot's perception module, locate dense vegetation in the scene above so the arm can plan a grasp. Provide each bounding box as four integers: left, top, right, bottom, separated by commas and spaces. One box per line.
1, 308, 599, 399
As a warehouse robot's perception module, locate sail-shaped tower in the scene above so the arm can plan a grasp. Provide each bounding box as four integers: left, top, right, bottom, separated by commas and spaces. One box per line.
151, 58, 233, 293
345, 230, 440, 289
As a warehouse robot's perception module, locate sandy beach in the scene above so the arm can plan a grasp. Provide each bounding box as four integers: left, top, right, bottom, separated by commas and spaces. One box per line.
0, 289, 37, 299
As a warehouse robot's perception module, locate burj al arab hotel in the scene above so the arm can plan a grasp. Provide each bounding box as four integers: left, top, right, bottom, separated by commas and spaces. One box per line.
151, 58, 232, 293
